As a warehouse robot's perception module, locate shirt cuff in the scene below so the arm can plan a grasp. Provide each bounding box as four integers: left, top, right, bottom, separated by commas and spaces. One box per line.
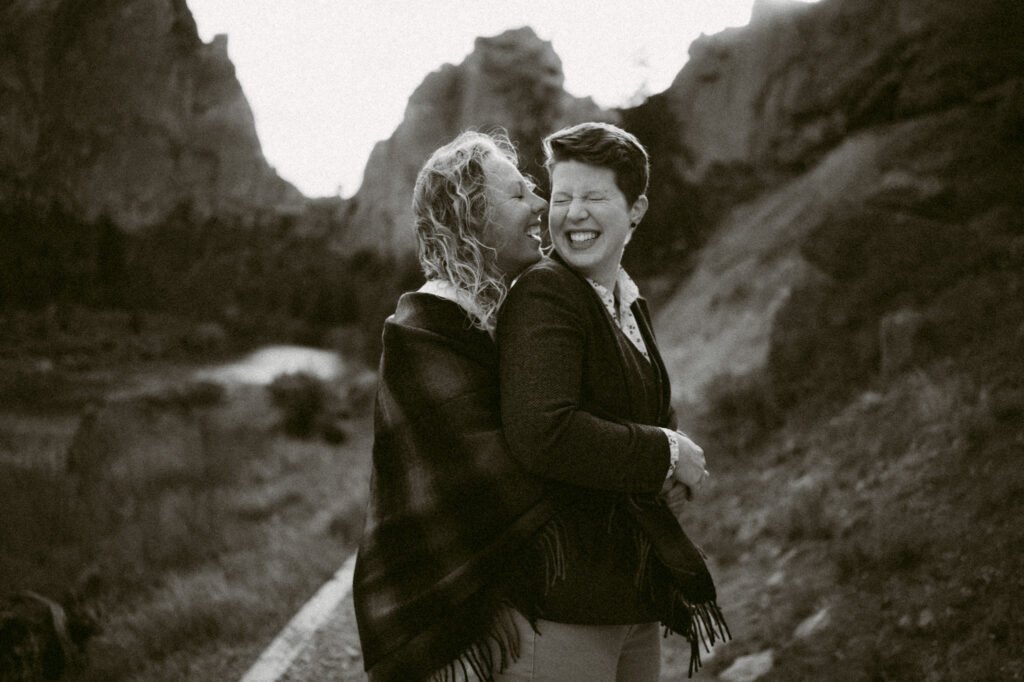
660, 427, 680, 480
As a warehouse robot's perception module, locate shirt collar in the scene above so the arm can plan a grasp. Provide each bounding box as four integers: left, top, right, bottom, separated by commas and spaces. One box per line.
419, 279, 486, 322
586, 267, 641, 321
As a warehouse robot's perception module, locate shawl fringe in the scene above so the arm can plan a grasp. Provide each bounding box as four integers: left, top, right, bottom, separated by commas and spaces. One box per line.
430, 605, 519, 682
627, 503, 731, 678
433, 519, 730, 681
422, 503, 729, 681
537, 515, 568, 593
634, 525, 731, 677
429, 516, 567, 682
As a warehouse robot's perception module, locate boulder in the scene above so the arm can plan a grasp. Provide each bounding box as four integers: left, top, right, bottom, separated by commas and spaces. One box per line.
0, 591, 95, 682
720, 649, 775, 682
794, 607, 831, 638
879, 308, 925, 376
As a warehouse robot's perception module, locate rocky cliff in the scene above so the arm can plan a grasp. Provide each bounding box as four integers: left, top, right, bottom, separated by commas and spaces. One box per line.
0, 0, 303, 231
339, 26, 613, 255
640, 0, 1024, 402
664, 0, 1023, 181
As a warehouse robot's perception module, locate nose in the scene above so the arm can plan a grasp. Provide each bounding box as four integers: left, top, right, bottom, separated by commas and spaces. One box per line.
567, 197, 588, 222
532, 194, 547, 214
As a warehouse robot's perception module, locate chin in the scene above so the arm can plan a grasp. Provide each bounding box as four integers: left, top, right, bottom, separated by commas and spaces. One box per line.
512, 254, 541, 273
556, 248, 589, 268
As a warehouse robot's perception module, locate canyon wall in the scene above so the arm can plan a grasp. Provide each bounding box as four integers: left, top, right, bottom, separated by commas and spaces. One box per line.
0, 0, 303, 231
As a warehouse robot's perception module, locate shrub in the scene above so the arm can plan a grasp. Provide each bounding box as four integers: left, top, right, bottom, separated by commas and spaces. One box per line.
267, 372, 328, 438
698, 370, 783, 455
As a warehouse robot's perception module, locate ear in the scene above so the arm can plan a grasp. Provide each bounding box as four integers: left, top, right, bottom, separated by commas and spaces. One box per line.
624, 195, 648, 245
629, 195, 648, 226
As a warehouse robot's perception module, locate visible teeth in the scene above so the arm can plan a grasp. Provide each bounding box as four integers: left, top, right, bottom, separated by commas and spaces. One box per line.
527, 224, 541, 241
569, 231, 598, 243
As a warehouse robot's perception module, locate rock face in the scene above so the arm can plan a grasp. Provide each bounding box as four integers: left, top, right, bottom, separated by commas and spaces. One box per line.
664, 0, 1024, 183
0, 0, 303, 231
339, 26, 613, 255
644, 0, 1024, 403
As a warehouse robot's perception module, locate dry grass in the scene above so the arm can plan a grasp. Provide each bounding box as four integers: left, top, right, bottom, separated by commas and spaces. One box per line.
0, 360, 373, 681
82, 425, 371, 681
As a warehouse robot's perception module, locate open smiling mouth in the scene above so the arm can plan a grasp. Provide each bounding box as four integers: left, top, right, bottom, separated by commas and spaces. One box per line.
527, 222, 542, 242
567, 230, 599, 246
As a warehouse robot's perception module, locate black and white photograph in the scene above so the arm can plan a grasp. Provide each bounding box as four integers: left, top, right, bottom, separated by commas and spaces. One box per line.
1, 0, 1022, 680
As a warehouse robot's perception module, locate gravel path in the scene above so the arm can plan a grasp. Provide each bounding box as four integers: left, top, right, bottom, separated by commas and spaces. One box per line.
235, 551, 366, 682
277, 590, 367, 682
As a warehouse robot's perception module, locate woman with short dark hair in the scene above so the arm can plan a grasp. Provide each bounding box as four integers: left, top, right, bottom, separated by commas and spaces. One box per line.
496, 122, 728, 681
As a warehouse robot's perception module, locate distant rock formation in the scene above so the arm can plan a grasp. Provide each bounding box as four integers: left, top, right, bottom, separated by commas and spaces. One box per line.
652, 0, 1024, 403
339, 26, 613, 255
663, 0, 1024, 183
0, 0, 304, 231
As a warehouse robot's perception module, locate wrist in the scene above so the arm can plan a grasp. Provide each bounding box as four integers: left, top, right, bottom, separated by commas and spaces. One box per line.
660, 428, 680, 480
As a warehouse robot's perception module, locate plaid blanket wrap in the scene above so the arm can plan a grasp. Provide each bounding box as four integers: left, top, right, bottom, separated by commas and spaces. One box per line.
353, 292, 561, 681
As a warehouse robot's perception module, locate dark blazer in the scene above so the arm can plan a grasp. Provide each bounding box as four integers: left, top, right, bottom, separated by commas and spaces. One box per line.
497, 254, 677, 623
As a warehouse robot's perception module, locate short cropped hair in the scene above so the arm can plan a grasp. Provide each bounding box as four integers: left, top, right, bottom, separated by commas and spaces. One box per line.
411, 130, 516, 332
542, 122, 649, 206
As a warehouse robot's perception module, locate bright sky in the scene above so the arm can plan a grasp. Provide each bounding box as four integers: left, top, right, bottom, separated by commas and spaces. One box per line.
187, 1, 815, 198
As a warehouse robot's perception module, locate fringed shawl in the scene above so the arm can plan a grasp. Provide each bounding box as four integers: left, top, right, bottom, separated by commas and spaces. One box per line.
353, 292, 561, 681
628, 496, 732, 676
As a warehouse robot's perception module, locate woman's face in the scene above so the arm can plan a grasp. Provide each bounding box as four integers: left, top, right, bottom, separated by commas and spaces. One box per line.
548, 160, 647, 288
481, 153, 547, 277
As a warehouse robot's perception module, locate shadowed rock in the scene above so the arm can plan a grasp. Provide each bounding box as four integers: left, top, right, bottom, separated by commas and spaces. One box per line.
0, 0, 303, 230
880, 308, 925, 376
0, 591, 96, 682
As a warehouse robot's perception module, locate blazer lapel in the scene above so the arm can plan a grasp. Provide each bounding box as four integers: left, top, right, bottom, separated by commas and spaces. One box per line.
633, 297, 671, 424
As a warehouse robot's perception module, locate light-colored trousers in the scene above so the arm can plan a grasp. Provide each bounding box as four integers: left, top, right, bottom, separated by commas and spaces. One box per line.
492, 609, 661, 682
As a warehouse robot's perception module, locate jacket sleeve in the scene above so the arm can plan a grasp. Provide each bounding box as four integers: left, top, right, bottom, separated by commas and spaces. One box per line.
498, 266, 670, 494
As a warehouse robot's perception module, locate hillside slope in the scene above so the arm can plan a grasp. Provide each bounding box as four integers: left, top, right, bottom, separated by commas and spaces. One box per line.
648, 6, 1024, 673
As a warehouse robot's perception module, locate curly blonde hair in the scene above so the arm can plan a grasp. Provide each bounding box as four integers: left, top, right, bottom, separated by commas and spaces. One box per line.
413, 130, 518, 333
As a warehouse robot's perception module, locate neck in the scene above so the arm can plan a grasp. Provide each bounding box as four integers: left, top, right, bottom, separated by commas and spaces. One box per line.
590, 265, 619, 292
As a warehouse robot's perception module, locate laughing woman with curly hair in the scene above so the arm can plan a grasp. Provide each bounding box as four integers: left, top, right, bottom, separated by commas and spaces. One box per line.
353, 130, 561, 682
